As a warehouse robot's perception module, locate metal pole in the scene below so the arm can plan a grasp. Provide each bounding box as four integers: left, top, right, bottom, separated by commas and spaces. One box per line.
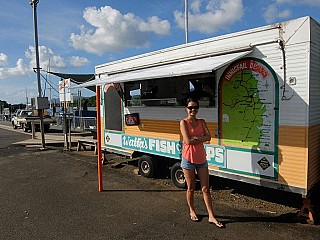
48, 58, 52, 110
68, 111, 71, 151
30, 0, 45, 149
185, 0, 188, 43
25, 87, 28, 110
79, 90, 83, 130
63, 100, 68, 150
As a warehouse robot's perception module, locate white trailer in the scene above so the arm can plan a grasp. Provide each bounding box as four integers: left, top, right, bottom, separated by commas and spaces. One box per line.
79, 16, 320, 199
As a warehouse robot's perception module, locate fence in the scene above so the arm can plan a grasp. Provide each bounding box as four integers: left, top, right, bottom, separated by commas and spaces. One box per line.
72, 116, 96, 130
1, 113, 97, 132
54, 115, 96, 131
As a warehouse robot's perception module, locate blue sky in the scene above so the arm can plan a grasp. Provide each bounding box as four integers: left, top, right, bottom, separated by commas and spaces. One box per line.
1, 0, 320, 104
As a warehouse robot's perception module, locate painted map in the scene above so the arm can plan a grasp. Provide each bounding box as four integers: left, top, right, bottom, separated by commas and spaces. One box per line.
220, 59, 276, 151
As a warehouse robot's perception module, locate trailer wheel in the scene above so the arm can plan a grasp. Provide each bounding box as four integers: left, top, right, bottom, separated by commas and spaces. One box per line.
138, 155, 156, 178
102, 152, 108, 165
171, 162, 186, 189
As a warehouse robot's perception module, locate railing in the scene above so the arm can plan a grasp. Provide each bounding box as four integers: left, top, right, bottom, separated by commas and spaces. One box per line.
72, 116, 96, 130
53, 115, 96, 131
128, 98, 177, 107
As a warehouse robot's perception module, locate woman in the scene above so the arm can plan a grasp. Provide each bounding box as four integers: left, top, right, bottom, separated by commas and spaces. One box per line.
180, 98, 224, 228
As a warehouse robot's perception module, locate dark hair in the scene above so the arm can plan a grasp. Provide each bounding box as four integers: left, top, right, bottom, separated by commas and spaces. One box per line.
186, 98, 199, 107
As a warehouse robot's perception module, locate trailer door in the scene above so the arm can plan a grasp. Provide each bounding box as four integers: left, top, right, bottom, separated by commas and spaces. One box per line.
104, 84, 123, 132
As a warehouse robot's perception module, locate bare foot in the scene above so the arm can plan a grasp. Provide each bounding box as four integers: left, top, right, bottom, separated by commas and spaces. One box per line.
208, 220, 225, 228
190, 212, 199, 222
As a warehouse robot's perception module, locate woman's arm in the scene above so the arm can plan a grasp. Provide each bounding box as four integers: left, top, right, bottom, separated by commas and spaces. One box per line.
180, 120, 200, 145
197, 119, 211, 142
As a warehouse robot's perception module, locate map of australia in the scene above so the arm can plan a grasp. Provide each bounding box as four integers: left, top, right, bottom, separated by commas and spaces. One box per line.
220, 59, 276, 151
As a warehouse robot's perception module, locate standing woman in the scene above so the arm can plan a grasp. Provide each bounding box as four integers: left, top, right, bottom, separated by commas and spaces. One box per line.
180, 98, 224, 228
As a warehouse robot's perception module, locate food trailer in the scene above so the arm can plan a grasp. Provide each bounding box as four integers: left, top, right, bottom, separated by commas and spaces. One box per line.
79, 16, 320, 201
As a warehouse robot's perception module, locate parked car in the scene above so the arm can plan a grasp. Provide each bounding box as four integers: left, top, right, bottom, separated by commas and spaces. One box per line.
11, 109, 22, 122
12, 110, 54, 132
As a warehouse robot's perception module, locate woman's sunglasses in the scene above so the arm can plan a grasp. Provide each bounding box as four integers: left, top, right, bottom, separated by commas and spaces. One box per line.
187, 106, 199, 110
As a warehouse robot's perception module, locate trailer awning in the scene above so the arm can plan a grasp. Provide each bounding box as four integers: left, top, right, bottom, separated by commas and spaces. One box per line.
48, 71, 96, 92
73, 50, 251, 89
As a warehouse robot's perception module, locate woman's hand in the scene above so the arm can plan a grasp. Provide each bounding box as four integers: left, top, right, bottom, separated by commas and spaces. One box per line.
191, 136, 199, 142
193, 136, 205, 143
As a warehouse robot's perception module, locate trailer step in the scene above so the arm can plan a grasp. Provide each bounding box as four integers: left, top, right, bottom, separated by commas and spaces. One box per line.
102, 146, 133, 157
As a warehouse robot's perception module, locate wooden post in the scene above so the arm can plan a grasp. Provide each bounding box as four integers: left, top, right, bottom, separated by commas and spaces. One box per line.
96, 85, 103, 192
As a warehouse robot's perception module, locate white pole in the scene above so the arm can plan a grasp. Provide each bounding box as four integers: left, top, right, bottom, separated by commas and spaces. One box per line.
48, 58, 52, 108
185, 0, 188, 43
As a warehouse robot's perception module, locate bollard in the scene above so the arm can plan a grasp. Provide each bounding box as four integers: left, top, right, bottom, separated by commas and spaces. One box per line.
31, 121, 35, 139
62, 114, 69, 149
68, 116, 71, 151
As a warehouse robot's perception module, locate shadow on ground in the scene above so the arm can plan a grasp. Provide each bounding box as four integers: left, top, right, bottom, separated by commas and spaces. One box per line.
210, 176, 302, 208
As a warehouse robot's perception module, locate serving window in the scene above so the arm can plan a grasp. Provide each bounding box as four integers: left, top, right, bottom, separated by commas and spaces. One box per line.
123, 74, 216, 108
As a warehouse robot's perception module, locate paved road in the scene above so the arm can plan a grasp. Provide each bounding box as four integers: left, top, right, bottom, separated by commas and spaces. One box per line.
0, 123, 319, 240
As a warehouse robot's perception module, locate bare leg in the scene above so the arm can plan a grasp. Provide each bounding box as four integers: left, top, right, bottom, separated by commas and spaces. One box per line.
196, 167, 220, 224
183, 168, 197, 218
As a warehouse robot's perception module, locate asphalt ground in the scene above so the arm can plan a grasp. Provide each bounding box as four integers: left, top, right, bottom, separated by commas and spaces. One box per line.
0, 121, 319, 240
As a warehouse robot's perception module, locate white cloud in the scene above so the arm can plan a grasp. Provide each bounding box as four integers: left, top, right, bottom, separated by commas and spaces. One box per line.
263, 5, 292, 23
302, 0, 320, 5
69, 56, 90, 67
138, 16, 170, 35
25, 46, 66, 71
276, 0, 320, 5
0, 53, 8, 66
0, 46, 74, 81
275, 0, 295, 3
264, 0, 320, 23
190, 0, 201, 13
70, 6, 171, 55
174, 0, 244, 34
263, 5, 277, 23
278, 9, 291, 19
0, 58, 28, 80
7, 59, 27, 76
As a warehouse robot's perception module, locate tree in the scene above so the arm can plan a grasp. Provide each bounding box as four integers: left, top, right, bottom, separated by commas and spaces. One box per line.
87, 96, 96, 107
72, 95, 96, 110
